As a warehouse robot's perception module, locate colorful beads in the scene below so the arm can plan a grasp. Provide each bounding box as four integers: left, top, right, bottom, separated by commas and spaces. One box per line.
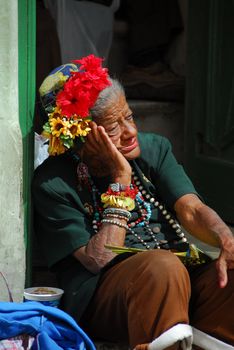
77, 159, 188, 248
132, 168, 188, 248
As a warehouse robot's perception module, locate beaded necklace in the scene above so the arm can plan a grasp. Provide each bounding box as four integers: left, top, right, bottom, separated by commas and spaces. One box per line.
75, 158, 188, 251
126, 170, 187, 249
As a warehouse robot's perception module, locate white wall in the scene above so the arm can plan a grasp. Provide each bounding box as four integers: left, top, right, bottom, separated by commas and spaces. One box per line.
0, 0, 25, 301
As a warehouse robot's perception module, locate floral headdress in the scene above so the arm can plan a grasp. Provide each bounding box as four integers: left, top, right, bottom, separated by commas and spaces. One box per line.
39, 55, 111, 156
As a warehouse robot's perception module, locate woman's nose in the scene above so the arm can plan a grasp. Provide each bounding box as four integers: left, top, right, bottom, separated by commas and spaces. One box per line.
121, 120, 137, 139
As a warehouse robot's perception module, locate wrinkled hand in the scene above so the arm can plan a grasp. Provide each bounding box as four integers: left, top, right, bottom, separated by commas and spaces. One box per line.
83, 122, 132, 183
216, 234, 234, 288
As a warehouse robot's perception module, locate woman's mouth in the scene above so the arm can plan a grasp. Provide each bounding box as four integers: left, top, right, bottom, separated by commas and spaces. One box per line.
120, 138, 139, 153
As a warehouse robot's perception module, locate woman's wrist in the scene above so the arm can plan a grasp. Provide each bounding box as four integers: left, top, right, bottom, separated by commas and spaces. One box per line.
112, 174, 131, 185
101, 218, 129, 230
101, 182, 137, 211
217, 228, 234, 248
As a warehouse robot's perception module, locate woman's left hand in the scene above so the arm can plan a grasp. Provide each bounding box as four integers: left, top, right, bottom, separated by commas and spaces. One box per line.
216, 235, 234, 288
175, 193, 234, 288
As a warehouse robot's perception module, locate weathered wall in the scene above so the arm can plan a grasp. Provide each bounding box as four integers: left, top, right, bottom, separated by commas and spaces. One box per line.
130, 100, 185, 164
0, 0, 25, 301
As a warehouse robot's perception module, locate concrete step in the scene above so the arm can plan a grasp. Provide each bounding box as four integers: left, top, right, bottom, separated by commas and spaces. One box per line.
95, 342, 129, 350
128, 100, 185, 163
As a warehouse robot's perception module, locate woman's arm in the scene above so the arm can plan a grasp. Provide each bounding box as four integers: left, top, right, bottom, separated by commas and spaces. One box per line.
73, 220, 127, 274
175, 193, 234, 287
73, 122, 132, 274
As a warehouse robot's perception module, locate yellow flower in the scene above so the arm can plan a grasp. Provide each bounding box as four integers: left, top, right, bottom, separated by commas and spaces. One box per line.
49, 117, 69, 137
42, 106, 92, 156
67, 120, 82, 139
48, 135, 66, 156
68, 123, 80, 139
48, 106, 62, 120
42, 130, 51, 139
67, 119, 91, 138
78, 120, 91, 137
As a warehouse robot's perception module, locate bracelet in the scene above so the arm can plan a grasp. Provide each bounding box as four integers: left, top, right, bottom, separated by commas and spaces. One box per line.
107, 183, 138, 199
101, 193, 135, 211
109, 183, 130, 192
101, 219, 129, 230
103, 213, 129, 222
100, 183, 138, 211
103, 208, 131, 219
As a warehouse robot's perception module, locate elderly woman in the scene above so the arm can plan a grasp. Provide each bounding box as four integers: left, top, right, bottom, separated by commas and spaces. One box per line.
33, 55, 234, 350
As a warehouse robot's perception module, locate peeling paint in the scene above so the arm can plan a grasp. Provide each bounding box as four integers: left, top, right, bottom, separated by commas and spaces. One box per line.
0, 0, 25, 302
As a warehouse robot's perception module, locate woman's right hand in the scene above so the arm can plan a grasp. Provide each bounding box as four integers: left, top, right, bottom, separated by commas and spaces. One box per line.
82, 122, 132, 184
75, 122, 132, 273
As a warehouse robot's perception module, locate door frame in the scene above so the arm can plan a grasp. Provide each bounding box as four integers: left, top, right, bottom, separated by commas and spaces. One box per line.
18, 0, 36, 285
185, 0, 234, 223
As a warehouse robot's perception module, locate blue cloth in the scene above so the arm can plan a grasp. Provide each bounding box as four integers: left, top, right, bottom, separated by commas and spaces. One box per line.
0, 301, 95, 350
39, 63, 79, 112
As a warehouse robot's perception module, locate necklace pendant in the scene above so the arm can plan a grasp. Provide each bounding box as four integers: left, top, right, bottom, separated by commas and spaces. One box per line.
77, 162, 89, 190
152, 226, 160, 234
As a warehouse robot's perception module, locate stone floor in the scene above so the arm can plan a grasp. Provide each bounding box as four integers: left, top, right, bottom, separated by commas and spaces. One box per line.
95, 342, 129, 350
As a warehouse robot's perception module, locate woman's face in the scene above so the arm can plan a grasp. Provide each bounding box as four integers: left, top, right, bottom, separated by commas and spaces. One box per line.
94, 94, 141, 160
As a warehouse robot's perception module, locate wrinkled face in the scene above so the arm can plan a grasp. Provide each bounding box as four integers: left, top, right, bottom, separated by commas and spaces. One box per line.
94, 94, 141, 160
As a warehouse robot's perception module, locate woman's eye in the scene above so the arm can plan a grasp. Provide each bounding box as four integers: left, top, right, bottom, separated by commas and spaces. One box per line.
107, 125, 119, 134
126, 114, 133, 121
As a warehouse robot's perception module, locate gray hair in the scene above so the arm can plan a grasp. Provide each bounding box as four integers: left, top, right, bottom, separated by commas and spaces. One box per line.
90, 78, 125, 119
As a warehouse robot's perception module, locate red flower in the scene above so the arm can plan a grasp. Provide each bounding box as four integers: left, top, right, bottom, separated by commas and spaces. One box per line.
56, 54, 111, 118
56, 84, 91, 118
73, 54, 103, 72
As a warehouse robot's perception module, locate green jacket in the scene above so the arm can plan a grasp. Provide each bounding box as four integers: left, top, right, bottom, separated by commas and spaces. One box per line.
32, 132, 197, 321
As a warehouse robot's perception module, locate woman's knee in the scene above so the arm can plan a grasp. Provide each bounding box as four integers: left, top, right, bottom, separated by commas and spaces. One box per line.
137, 250, 188, 274
131, 250, 190, 290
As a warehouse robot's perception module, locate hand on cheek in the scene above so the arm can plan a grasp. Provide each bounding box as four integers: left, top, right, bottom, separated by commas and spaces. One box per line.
83, 122, 132, 182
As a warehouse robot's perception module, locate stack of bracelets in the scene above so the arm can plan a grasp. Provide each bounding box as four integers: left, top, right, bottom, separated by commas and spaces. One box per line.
101, 183, 137, 229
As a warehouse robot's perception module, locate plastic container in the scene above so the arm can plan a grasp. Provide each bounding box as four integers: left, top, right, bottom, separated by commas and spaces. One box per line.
24, 286, 64, 308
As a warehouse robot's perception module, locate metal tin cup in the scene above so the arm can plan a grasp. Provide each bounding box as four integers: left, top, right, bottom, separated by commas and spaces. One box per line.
24, 287, 64, 308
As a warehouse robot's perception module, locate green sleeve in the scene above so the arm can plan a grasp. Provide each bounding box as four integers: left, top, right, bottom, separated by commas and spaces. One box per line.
32, 159, 92, 268
137, 133, 199, 209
